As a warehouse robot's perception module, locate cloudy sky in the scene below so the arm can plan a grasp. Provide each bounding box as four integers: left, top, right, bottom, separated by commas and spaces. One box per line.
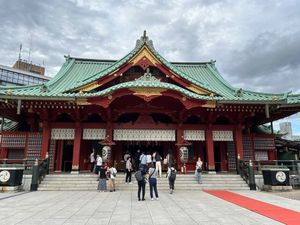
1, 0, 300, 134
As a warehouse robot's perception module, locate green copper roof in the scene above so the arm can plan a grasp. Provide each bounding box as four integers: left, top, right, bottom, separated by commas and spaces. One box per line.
0, 33, 299, 105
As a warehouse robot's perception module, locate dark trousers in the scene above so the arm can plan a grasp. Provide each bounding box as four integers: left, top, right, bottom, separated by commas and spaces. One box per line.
125, 169, 132, 182
149, 178, 158, 198
169, 179, 175, 190
138, 180, 146, 200
95, 165, 100, 174
90, 162, 95, 172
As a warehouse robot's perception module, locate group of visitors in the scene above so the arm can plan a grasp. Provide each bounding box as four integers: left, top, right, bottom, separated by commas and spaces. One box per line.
97, 162, 118, 192
134, 150, 178, 200
90, 148, 204, 196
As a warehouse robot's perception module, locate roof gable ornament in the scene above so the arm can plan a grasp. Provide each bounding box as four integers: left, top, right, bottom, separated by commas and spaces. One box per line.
40, 84, 49, 92
135, 30, 154, 49
235, 88, 243, 97
135, 68, 160, 82
64, 54, 71, 62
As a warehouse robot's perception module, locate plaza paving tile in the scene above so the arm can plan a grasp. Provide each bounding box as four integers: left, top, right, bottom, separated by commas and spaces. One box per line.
0, 190, 299, 225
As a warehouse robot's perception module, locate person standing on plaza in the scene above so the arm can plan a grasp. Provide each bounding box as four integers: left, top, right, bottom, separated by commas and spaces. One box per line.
137, 169, 146, 201
167, 164, 176, 194
98, 162, 107, 192
125, 157, 133, 184
195, 157, 203, 184
109, 164, 117, 192
148, 163, 159, 200
154, 151, 162, 178
90, 148, 96, 173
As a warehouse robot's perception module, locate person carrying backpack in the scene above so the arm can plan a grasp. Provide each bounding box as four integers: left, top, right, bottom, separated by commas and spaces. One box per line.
135, 169, 146, 201
167, 165, 176, 194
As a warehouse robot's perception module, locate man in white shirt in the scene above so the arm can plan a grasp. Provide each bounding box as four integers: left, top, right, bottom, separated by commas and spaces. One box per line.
95, 154, 103, 175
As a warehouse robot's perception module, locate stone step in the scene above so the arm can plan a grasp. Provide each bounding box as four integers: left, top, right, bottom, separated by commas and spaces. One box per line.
47, 173, 241, 177
38, 186, 250, 191
38, 173, 250, 191
44, 175, 244, 180
40, 180, 246, 185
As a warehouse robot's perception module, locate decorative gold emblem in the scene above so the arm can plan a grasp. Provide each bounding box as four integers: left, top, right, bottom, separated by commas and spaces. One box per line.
130, 87, 166, 97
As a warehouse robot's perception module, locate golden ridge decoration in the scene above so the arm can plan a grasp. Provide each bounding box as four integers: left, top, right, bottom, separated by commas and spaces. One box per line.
78, 82, 100, 92
130, 87, 166, 97
188, 84, 211, 95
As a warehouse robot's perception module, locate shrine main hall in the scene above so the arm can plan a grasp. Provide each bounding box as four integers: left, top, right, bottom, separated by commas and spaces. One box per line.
0, 32, 299, 173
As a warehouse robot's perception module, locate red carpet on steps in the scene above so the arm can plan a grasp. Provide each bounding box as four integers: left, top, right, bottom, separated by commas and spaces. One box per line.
204, 190, 300, 225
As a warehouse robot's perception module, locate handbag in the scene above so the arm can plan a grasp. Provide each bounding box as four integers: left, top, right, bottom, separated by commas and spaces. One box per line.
197, 168, 202, 173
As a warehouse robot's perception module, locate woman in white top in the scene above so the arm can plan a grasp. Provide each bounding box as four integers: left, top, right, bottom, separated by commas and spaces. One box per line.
195, 157, 203, 184
109, 166, 117, 192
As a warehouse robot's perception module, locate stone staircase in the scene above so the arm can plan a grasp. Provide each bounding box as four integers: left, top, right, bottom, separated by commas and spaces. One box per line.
38, 173, 249, 191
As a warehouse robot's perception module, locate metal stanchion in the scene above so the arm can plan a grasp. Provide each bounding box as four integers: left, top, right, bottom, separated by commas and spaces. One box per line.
248, 160, 256, 190
30, 159, 39, 191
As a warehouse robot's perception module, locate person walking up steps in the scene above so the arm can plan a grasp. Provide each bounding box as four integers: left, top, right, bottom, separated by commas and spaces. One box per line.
90, 148, 96, 173
154, 151, 162, 178
125, 157, 133, 184
148, 163, 159, 200
95, 154, 103, 176
167, 164, 176, 194
165, 150, 174, 176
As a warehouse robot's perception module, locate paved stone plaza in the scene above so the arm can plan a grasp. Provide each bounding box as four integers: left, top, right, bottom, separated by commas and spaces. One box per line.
0, 190, 299, 225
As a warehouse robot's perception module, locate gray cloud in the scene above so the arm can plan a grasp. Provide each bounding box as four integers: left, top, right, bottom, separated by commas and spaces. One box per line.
0, 0, 299, 96
225, 31, 300, 93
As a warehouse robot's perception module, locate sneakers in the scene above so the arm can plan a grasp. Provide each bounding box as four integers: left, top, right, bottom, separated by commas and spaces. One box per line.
129, 182, 132, 184
156, 197, 159, 200
151, 198, 154, 201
